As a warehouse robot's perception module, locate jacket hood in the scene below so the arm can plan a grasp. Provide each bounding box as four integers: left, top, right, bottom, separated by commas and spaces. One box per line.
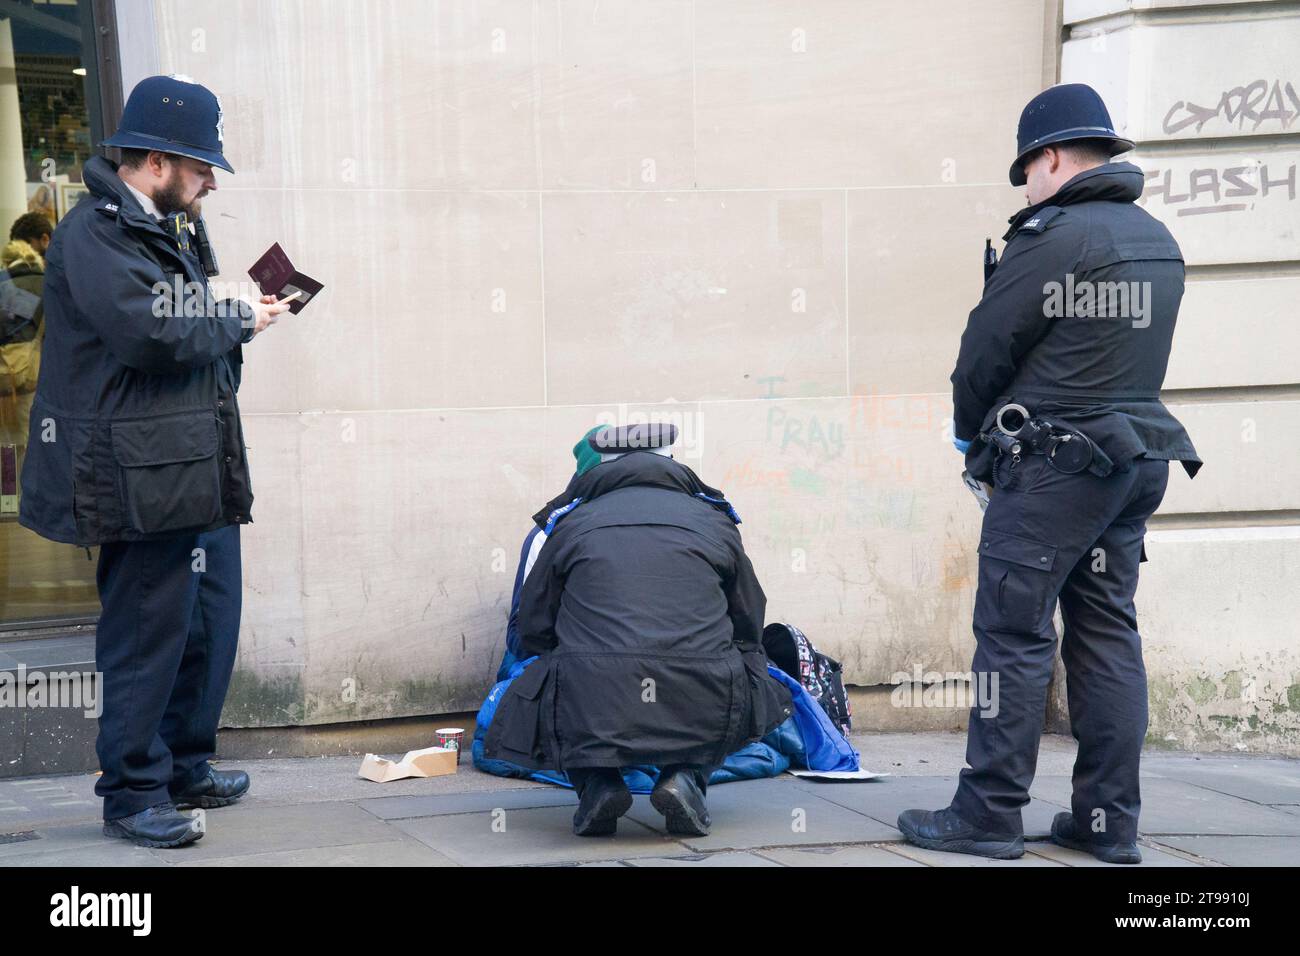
1, 239, 43, 272
532, 451, 734, 530
1005, 161, 1145, 239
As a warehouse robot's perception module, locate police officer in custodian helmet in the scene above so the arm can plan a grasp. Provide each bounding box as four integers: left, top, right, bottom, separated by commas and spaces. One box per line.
20, 76, 294, 847
896, 83, 1201, 863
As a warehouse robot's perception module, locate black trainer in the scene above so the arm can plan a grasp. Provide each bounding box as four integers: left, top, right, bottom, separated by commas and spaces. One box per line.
572, 771, 633, 837
897, 807, 1024, 859
1050, 811, 1142, 864
173, 767, 250, 809
650, 768, 711, 836
103, 802, 203, 848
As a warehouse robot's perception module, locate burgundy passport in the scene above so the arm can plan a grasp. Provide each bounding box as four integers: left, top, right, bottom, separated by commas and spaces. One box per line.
248, 243, 324, 314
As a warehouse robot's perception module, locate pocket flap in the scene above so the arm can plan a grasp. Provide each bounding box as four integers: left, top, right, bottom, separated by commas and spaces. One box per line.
112, 412, 219, 467
739, 648, 773, 684
980, 530, 1057, 572
509, 661, 548, 701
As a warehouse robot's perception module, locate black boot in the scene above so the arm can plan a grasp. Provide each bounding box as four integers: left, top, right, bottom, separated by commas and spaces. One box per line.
103, 803, 203, 848
569, 768, 632, 837
650, 766, 710, 836
173, 768, 250, 809
1050, 811, 1142, 864
897, 806, 1023, 859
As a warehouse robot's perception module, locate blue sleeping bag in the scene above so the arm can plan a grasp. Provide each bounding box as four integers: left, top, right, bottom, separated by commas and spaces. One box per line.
473, 526, 860, 791
472, 657, 859, 791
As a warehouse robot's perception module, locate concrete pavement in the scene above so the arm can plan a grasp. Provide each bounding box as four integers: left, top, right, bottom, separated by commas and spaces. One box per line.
1, 732, 1296, 867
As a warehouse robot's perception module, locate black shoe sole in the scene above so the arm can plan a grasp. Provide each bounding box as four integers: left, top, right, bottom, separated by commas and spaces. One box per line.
103, 821, 203, 849
897, 817, 1024, 860
1050, 831, 1142, 864
650, 784, 710, 837
573, 787, 633, 837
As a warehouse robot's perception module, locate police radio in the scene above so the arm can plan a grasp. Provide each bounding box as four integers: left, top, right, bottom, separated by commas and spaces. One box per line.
193, 218, 220, 277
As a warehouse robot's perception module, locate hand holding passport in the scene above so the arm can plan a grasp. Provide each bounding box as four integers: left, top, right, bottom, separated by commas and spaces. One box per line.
249, 243, 324, 314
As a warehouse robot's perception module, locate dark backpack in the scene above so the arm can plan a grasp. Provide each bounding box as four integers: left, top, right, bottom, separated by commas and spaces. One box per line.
761, 622, 852, 737
0, 269, 40, 345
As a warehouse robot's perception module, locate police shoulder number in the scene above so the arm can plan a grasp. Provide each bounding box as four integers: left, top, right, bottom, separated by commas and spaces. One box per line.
1018, 206, 1064, 234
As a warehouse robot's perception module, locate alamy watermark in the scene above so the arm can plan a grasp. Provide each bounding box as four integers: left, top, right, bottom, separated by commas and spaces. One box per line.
151, 276, 268, 328
0, 665, 101, 718
891, 664, 1000, 719
593, 404, 703, 460
1043, 274, 1152, 328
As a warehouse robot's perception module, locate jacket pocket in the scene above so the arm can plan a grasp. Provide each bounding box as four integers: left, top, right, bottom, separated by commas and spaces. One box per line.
484, 660, 551, 767
551, 652, 737, 768
975, 530, 1059, 633
111, 410, 223, 535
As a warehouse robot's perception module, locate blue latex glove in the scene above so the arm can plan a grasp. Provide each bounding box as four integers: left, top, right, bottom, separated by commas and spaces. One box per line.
953, 437, 972, 454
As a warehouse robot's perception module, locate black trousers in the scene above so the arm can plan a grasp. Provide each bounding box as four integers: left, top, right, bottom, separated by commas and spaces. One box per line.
949, 454, 1169, 845
94, 524, 242, 820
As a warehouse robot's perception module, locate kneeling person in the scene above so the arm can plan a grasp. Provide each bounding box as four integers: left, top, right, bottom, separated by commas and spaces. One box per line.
484, 424, 792, 836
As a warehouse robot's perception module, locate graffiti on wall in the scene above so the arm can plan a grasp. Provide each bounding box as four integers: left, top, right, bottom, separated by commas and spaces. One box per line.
1142, 163, 1296, 216
1162, 79, 1299, 136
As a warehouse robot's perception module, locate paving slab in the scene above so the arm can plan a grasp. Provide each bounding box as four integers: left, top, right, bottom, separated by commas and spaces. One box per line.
1133, 778, 1300, 836
0, 759, 550, 832
756, 844, 925, 867
854, 731, 1082, 777
173, 839, 459, 867
1024, 840, 1204, 867
571, 861, 632, 867
358, 786, 577, 821
1025, 774, 1075, 807
390, 805, 689, 866
792, 775, 1068, 838
0, 821, 112, 861
217, 756, 553, 805
0, 734, 1292, 866
0, 774, 100, 832
625, 777, 896, 851
0, 823, 167, 867
7, 842, 171, 867
1147, 836, 1300, 867
626, 851, 782, 867
884, 842, 1064, 867
1143, 758, 1300, 807
156, 800, 403, 862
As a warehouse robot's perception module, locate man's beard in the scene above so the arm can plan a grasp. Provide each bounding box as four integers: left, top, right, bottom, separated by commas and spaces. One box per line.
152, 170, 205, 220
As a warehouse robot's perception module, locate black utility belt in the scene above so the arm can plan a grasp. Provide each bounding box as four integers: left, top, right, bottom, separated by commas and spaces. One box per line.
981, 403, 1096, 475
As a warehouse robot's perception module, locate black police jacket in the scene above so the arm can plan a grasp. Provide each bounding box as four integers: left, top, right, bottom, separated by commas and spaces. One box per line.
19, 156, 256, 546
484, 452, 794, 771
951, 162, 1201, 482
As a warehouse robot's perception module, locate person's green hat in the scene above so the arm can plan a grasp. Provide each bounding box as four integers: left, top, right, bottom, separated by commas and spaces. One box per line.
572, 426, 603, 477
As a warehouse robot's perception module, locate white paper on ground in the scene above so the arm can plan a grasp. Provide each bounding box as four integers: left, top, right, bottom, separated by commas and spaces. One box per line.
787, 768, 891, 781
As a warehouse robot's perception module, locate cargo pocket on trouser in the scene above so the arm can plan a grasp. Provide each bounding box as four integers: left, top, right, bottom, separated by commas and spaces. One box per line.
111, 411, 223, 535
483, 660, 550, 767
975, 530, 1060, 634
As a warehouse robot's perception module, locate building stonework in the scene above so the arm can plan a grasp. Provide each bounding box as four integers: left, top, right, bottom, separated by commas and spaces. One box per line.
114, 0, 1299, 754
